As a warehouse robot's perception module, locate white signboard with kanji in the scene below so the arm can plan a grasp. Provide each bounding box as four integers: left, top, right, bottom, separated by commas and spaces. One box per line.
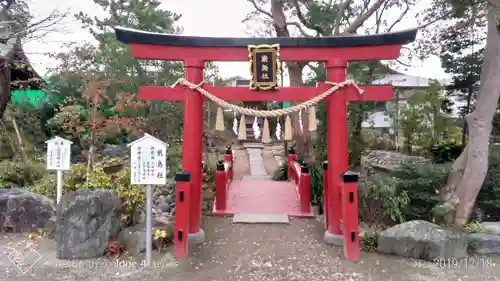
45, 137, 72, 171
128, 134, 168, 185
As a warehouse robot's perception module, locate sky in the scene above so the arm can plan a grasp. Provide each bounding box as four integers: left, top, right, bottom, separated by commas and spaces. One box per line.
24, 0, 449, 82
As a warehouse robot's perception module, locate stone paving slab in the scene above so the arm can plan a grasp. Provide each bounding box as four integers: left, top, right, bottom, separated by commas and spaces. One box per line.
242, 142, 264, 149
241, 175, 273, 180
232, 213, 290, 224
247, 148, 267, 176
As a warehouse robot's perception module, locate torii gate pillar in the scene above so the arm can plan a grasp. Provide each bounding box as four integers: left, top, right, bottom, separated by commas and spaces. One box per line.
183, 59, 205, 243
325, 59, 349, 244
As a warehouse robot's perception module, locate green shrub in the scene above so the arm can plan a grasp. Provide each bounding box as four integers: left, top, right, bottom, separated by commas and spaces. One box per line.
359, 176, 409, 226
463, 221, 484, 233
0, 161, 46, 186
360, 231, 378, 252
476, 146, 500, 221
390, 161, 450, 221
33, 161, 145, 226
308, 164, 323, 207
427, 140, 464, 163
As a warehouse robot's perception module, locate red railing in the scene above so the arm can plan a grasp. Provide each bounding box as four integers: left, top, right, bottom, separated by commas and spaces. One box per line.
287, 147, 311, 213
215, 146, 233, 211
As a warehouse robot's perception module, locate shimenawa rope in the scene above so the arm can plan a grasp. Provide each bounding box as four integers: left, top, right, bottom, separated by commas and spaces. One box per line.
171, 78, 364, 117
170, 78, 364, 142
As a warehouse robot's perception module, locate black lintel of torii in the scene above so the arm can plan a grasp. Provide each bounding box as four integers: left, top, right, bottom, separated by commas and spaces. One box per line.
114, 26, 418, 48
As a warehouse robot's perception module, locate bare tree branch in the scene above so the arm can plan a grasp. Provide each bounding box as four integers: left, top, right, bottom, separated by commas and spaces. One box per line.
291, 0, 324, 35
343, 0, 388, 34
387, 2, 410, 32
1, 0, 14, 13
247, 0, 273, 19
0, 8, 69, 43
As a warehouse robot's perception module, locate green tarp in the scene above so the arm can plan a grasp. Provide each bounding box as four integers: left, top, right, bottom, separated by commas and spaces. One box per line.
11, 89, 50, 108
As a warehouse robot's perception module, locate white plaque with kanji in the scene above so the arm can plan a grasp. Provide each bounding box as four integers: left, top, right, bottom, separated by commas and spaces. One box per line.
45, 137, 72, 170
128, 133, 168, 185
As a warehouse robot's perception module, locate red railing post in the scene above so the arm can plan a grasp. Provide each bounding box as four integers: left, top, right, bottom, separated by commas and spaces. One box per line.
224, 146, 233, 179
215, 160, 227, 211
322, 161, 329, 230
341, 171, 360, 261
174, 172, 191, 259
299, 164, 311, 213
287, 146, 296, 181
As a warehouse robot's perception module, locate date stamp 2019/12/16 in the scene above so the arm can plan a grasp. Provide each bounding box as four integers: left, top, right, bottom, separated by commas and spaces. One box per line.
433, 257, 496, 269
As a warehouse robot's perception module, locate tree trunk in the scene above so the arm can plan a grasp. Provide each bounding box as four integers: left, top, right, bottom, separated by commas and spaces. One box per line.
288, 62, 314, 163
0, 37, 19, 119
441, 1, 500, 227
0, 57, 12, 119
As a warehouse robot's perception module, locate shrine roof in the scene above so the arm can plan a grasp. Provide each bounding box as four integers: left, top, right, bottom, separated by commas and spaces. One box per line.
115, 27, 418, 48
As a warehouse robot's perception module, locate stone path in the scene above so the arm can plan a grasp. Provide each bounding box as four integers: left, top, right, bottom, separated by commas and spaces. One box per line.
246, 148, 267, 176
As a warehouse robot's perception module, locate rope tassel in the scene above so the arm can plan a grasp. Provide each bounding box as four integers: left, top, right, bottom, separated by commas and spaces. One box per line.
215, 107, 225, 131
238, 115, 247, 140
284, 115, 293, 141
262, 118, 271, 144
308, 106, 317, 132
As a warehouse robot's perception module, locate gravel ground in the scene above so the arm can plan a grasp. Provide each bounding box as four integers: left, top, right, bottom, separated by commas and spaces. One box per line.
1, 217, 499, 281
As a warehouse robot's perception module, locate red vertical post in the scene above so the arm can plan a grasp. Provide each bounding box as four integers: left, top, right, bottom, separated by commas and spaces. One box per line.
341, 171, 360, 261
324, 59, 348, 245
299, 164, 311, 213
322, 161, 329, 230
287, 147, 297, 181
183, 59, 205, 243
174, 172, 191, 259
215, 160, 227, 211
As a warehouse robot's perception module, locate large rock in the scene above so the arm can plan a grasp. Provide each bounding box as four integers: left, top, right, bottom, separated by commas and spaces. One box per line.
56, 189, 121, 260
0, 188, 55, 232
377, 220, 467, 261
468, 233, 500, 254
118, 215, 174, 255
482, 222, 500, 235
361, 150, 428, 178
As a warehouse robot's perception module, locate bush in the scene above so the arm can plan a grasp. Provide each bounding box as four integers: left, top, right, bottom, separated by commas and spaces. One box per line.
359, 176, 409, 226
33, 160, 145, 226
0, 161, 46, 187
476, 146, 500, 221
427, 140, 464, 163
390, 161, 450, 221
360, 231, 378, 252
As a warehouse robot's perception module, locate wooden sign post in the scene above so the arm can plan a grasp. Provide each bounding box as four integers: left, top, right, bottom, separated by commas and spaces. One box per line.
127, 133, 168, 267
45, 136, 72, 203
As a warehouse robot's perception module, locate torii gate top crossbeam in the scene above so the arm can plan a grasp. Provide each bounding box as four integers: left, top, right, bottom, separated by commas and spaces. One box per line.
114, 27, 418, 62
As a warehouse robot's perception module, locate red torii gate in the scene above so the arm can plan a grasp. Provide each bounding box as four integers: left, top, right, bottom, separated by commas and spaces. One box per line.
115, 27, 417, 256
